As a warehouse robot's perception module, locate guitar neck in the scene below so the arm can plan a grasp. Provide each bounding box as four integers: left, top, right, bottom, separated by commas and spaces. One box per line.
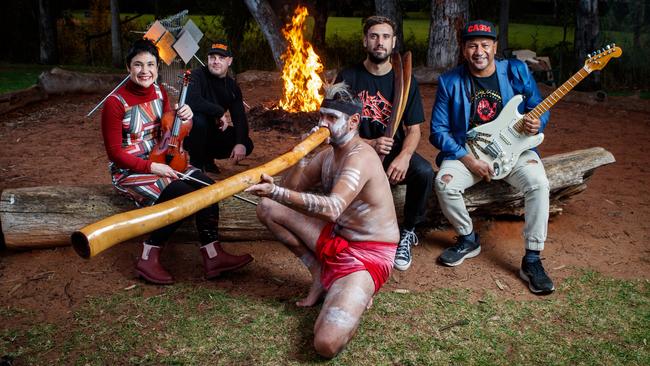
529, 67, 592, 119
513, 66, 591, 132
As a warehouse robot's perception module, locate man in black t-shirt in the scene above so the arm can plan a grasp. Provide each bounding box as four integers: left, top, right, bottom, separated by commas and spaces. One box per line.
336, 15, 434, 272
184, 41, 254, 174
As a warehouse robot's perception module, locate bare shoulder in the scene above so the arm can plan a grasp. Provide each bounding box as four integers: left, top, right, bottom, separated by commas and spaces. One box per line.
343, 141, 380, 162
342, 140, 385, 175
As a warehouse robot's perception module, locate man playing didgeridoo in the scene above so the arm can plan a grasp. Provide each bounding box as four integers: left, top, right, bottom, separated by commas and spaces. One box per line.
246, 82, 399, 358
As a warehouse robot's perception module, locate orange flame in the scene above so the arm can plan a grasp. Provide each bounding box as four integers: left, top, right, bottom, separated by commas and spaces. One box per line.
278, 6, 324, 112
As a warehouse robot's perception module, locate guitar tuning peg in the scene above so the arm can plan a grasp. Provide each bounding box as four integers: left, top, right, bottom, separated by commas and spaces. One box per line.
606, 45, 611, 50
587, 53, 592, 58
612, 42, 616, 47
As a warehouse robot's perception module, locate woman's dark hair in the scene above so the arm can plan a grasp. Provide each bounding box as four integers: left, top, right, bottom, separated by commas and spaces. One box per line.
125, 38, 160, 66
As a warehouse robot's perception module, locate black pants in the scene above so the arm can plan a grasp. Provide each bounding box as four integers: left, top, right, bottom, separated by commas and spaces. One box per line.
383, 151, 434, 230
147, 170, 219, 246
184, 113, 254, 170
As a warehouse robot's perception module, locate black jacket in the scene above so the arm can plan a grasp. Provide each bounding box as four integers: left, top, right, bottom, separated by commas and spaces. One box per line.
186, 66, 250, 145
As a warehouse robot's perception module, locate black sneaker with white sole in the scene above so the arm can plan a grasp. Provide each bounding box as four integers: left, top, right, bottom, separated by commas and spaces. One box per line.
438, 232, 481, 266
394, 229, 418, 271
520, 258, 555, 295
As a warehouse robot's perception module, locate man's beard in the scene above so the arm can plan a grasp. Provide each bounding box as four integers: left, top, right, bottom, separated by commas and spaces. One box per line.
367, 49, 391, 65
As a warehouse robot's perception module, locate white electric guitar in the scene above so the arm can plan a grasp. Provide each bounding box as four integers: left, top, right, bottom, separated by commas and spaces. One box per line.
466, 44, 622, 180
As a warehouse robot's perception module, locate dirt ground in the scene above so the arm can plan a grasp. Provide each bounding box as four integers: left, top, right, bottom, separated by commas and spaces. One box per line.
1, 78, 649, 332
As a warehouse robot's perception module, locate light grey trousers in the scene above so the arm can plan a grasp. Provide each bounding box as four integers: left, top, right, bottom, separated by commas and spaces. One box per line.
434, 150, 550, 251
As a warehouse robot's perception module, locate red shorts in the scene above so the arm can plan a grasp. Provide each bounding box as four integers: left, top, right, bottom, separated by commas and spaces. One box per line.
315, 223, 397, 294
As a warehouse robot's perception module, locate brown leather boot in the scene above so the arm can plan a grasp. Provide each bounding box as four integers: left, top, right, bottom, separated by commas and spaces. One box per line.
200, 241, 253, 279
135, 243, 174, 285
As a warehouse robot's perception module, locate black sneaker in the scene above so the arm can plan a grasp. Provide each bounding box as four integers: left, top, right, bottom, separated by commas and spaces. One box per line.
394, 229, 418, 271
520, 258, 555, 295
439, 232, 481, 267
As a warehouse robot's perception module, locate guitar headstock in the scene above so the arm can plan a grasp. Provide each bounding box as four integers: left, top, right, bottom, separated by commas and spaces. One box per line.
584, 44, 622, 71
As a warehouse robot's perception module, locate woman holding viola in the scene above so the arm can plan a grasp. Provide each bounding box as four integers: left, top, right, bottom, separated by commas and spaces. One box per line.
101, 39, 252, 285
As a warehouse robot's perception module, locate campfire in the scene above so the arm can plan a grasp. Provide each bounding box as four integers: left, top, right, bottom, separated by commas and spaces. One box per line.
249, 6, 324, 133
278, 5, 324, 112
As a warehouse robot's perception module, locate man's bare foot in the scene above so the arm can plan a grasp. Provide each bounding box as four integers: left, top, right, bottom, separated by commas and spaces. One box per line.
296, 264, 324, 307
296, 280, 325, 307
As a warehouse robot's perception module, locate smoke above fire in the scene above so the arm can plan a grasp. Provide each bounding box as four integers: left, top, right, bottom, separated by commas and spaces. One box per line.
277, 6, 324, 113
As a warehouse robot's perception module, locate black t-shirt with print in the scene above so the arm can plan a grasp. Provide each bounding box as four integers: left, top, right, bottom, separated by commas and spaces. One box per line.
335, 63, 424, 151
469, 71, 502, 129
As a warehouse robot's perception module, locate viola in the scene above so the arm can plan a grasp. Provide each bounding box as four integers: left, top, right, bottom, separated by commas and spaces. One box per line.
150, 70, 192, 172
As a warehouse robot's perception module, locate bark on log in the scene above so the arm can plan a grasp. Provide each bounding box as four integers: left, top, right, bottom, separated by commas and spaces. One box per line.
0, 68, 125, 116
0, 86, 48, 115
0, 147, 615, 250
37, 67, 125, 95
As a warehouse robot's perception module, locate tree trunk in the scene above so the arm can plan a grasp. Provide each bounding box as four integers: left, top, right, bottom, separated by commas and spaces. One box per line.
1, 148, 615, 250
574, 0, 600, 90
38, 0, 58, 64
110, 0, 122, 68
426, 0, 469, 71
374, 0, 404, 52
243, 0, 287, 70
498, 0, 510, 57
307, 0, 328, 52
632, 0, 644, 49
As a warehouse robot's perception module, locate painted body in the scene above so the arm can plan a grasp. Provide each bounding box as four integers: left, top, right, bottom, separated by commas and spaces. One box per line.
246, 100, 399, 358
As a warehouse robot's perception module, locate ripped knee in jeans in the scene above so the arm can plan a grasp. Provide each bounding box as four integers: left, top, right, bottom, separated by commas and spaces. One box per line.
527, 159, 539, 165
440, 174, 453, 183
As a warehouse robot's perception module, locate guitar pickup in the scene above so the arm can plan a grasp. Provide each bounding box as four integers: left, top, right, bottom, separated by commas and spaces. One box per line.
499, 134, 512, 146
484, 141, 503, 158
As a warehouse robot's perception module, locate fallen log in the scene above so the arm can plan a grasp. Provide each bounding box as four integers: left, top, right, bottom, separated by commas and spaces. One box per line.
0, 147, 615, 250
37, 67, 125, 95
0, 68, 126, 116
0, 85, 48, 115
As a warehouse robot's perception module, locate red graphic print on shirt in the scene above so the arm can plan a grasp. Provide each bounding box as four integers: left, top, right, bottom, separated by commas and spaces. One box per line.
476, 97, 498, 122
359, 90, 392, 128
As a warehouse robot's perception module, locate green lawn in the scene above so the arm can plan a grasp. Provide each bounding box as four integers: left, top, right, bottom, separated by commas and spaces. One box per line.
0, 65, 51, 94
1, 271, 649, 364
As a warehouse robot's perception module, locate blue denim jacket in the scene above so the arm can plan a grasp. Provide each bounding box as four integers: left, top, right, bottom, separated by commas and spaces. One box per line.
429, 59, 549, 166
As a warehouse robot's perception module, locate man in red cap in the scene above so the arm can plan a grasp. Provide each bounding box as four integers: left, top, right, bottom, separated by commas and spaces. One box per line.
430, 20, 555, 295
185, 40, 254, 174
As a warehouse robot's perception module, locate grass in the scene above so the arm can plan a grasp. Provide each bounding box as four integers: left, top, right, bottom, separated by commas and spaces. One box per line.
0, 63, 123, 94
0, 65, 51, 94
1, 270, 648, 365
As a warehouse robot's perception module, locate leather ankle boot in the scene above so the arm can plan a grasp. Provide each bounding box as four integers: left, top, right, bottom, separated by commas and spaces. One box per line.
200, 241, 253, 279
135, 243, 174, 285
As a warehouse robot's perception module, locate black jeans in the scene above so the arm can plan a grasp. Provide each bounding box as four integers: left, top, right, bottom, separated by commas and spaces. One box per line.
383, 151, 434, 230
147, 170, 219, 246
184, 113, 254, 170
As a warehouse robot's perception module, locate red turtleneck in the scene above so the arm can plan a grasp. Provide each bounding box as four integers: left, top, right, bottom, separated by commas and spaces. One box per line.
101, 80, 172, 173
